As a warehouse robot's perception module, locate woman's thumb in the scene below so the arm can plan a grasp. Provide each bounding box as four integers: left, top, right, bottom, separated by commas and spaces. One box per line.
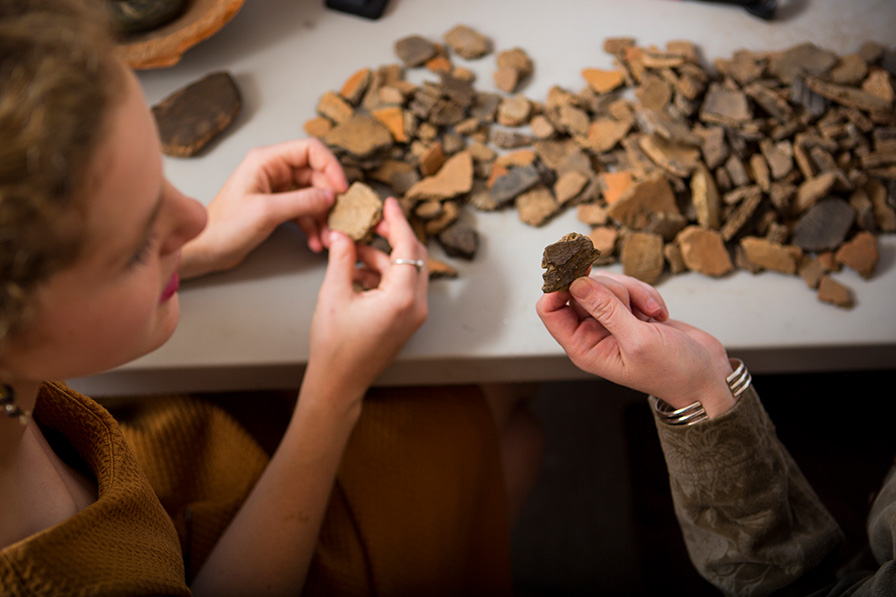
321, 231, 356, 295
569, 276, 635, 336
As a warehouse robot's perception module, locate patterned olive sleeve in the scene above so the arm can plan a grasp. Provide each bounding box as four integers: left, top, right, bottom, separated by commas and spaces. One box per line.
650, 386, 844, 596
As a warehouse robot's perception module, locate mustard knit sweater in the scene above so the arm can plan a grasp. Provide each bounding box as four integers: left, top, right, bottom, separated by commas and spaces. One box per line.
1, 383, 512, 596
0, 382, 191, 596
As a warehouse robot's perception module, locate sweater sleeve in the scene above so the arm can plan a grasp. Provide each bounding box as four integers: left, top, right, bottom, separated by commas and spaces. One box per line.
650, 386, 843, 596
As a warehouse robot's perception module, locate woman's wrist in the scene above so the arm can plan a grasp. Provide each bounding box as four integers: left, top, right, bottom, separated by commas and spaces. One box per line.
654, 358, 750, 424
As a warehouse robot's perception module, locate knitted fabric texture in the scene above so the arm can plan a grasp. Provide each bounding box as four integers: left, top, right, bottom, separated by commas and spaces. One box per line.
0, 382, 189, 596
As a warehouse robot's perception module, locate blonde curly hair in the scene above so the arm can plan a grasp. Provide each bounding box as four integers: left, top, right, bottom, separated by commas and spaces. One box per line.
0, 0, 125, 345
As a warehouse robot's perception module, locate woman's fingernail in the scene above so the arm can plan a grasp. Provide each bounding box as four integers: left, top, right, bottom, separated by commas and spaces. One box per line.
569, 277, 590, 299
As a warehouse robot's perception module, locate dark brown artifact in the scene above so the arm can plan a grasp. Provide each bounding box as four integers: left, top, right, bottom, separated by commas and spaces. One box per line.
152, 71, 241, 157
541, 233, 601, 293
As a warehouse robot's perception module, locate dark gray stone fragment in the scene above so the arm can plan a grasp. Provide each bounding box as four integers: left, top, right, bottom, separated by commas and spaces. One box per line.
437, 221, 478, 260
490, 165, 541, 204
792, 198, 856, 251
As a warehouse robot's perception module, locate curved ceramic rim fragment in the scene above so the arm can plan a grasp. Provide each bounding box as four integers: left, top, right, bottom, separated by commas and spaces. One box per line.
117, 0, 245, 70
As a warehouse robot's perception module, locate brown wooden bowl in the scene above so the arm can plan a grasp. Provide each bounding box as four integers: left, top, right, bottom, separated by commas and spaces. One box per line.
117, 0, 245, 69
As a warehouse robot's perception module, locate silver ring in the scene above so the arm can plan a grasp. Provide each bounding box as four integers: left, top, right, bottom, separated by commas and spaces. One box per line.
391, 258, 425, 272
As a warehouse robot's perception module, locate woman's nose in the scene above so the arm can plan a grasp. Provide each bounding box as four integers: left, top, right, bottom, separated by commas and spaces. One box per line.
158, 180, 208, 255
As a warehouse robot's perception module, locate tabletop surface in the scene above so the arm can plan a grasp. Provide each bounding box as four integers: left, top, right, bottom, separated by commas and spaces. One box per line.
70, 0, 896, 396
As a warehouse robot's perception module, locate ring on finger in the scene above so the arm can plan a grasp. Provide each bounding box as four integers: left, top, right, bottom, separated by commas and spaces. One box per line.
391, 258, 425, 272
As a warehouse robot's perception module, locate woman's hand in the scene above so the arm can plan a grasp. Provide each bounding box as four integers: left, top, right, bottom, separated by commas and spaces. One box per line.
179, 138, 348, 279
536, 272, 736, 417
305, 197, 429, 406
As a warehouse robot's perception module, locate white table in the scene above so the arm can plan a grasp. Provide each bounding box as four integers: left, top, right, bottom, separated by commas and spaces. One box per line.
69, 0, 896, 396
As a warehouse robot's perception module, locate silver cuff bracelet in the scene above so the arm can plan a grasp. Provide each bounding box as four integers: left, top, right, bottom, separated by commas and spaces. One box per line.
654, 358, 751, 426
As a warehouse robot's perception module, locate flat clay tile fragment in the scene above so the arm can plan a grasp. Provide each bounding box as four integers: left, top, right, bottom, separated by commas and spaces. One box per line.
817, 275, 854, 308
394, 35, 438, 67
328, 182, 383, 242
152, 70, 241, 157
541, 232, 601, 293
676, 226, 734, 277
443, 25, 491, 59
324, 113, 394, 158
620, 231, 664, 284
834, 230, 879, 278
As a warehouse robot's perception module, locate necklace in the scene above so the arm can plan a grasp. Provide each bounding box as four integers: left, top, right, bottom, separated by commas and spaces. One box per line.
1, 384, 32, 426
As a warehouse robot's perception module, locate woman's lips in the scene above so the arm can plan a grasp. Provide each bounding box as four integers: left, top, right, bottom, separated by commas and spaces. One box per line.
160, 270, 179, 303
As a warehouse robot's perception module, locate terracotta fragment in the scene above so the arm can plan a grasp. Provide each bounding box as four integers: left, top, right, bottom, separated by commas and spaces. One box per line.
607, 173, 680, 230
695, 125, 729, 169
494, 48, 534, 93
417, 141, 445, 177
516, 186, 558, 226
738, 236, 802, 274
316, 90, 354, 124
585, 117, 631, 153
328, 182, 383, 242
599, 171, 634, 204
664, 243, 686, 274
405, 151, 474, 201
835, 230, 879, 278
443, 24, 491, 59
339, 68, 372, 105
581, 68, 625, 94
676, 226, 733, 277
639, 133, 700, 177
497, 94, 533, 127
699, 83, 752, 126
577, 203, 608, 226
541, 232, 601, 293
324, 113, 394, 158
371, 106, 408, 143
831, 54, 869, 86
863, 69, 895, 103
769, 43, 838, 83
152, 71, 241, 157
394, 35, 438, 67
588, 226, 618, 261
427, 257, 458, 279
554, 170, 589, 205
634, 75, 672, 111
621, 231, 664, 284
690, 163, 721, 229
720, 189, 762, 242
817, 275, 854, 308
805, 76, 892, 112
303, 116, 332, 138
799, 255, 826, 289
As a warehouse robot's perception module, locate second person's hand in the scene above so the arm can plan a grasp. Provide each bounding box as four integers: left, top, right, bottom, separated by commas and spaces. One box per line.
537, 273, 737, 417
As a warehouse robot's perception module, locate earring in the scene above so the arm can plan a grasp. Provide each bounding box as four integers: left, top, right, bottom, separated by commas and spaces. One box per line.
1, 383, 31, 426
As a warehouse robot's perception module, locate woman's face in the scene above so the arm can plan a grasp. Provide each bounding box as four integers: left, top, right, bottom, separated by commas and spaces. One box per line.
0, 68, 207, 382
